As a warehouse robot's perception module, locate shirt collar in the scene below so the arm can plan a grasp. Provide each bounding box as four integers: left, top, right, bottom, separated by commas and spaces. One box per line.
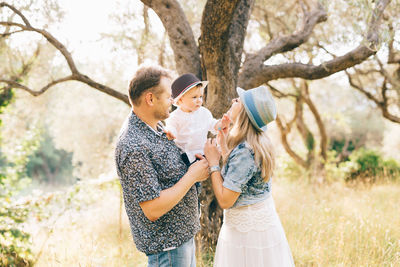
145, 122, 164, 136
130, 111, 165, 136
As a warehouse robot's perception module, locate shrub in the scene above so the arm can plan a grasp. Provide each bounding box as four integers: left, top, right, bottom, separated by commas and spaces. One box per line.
0, 128, 38, 267
276, 154, 308, 182
25, 128, 76, 185
329, 138, 357, 161
339, 148, 400, 183
1, 162, 34, 267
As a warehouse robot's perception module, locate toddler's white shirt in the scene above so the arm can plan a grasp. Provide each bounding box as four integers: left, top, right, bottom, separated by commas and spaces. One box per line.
165, 106, 218, 162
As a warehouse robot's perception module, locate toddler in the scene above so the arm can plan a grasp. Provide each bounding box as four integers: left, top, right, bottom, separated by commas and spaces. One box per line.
165, 73, 229, 163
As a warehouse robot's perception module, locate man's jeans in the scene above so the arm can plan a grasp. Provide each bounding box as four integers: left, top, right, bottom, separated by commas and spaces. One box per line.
147, 238, 196, 267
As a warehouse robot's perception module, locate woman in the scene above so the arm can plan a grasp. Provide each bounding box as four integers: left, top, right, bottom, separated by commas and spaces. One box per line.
204, 86, 295, 267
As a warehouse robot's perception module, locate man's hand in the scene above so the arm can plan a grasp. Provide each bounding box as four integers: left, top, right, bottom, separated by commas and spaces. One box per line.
187, 158, 209, 182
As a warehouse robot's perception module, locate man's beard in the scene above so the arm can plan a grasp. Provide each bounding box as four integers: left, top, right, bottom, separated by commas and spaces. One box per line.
154, 108, 169, 121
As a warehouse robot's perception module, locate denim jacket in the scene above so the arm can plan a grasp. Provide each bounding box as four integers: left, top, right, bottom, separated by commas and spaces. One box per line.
222, 142, 271, 208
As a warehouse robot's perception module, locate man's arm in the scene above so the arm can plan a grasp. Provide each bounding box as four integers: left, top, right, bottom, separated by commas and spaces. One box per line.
140, 159, 209, 221
121, 148, 209, 222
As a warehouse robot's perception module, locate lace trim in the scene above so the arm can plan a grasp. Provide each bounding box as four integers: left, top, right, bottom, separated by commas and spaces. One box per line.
223, 198, 279, 232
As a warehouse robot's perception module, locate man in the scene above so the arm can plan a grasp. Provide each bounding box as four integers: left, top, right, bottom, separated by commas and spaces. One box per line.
115, 65, 209, 267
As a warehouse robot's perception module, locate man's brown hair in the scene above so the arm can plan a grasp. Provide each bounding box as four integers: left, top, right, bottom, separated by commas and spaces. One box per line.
128, 66, 171, 106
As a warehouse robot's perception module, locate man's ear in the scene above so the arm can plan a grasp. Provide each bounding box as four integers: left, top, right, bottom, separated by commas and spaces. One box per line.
144, 92, 154, 106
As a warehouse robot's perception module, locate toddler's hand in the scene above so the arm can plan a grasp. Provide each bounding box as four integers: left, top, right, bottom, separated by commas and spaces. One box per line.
164, 129, 176, 140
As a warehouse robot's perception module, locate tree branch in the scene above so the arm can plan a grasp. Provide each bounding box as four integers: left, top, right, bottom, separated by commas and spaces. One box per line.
158, 31, 168, 67
239, 2, 327, 87
387, 23, 400, 64
137, 5, 150, 66
1, 29, 24, 36
74, 74, 129, 104
375, 56, 400, 88
141, 0, 201, 77
301, 81, 328, 160
346, 70, 380, 103
0, 3, 129, 105
227, 0, 254, 77
0, 2, 31, 26
0, 76, 74, 96
0, 20, 79, 74
266, 82, 297, 98
275, 116, 308, 168
294, 96, 313, 152
346, 69, 400, 123
238, 0, 391, 88
0, 75, 129, 104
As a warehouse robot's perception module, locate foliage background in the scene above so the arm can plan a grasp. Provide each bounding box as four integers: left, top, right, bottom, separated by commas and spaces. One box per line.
0, 0, 399, 266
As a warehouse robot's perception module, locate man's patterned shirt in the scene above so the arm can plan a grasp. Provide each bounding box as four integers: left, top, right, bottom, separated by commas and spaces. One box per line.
115, 112, 200, 255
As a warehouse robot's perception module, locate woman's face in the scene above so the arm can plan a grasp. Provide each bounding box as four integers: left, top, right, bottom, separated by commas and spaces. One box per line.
227, 98, 242, 121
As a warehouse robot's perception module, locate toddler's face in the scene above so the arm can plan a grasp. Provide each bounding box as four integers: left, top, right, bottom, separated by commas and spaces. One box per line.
178, 85, 204, 113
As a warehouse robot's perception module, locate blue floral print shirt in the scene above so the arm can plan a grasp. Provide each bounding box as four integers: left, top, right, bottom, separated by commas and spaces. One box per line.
115, 112, 200, 255
222, 142, 271, 208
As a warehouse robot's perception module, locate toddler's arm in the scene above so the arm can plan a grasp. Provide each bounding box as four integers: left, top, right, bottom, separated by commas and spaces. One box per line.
164, 113, 179, 141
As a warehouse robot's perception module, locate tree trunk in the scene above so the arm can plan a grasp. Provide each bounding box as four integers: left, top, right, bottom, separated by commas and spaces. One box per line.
197, 0, 254, 252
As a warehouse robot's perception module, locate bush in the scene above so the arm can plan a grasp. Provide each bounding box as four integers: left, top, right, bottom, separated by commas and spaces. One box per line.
1, 162, 34, 267
0, 88, 14, 120
0, 128, 39, 267
329, 138, 357, 161
339, 148, 400, 183
25, 128, 76, 185
276, 154, 308, 182
1, 80, 33, 266
0, 201, 33, 266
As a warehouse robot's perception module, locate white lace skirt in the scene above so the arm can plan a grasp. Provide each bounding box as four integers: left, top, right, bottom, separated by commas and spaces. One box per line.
213, 196, 295, 267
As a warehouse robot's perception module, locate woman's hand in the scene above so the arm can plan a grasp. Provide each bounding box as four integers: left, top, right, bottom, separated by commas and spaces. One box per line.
217, 124, 229, 160
215, 114, 231, 133
219, 114, 231, 134
204, 138, 221, 166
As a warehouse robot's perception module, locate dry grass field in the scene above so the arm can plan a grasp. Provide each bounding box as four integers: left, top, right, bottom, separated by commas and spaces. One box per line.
31, 180, 400, 267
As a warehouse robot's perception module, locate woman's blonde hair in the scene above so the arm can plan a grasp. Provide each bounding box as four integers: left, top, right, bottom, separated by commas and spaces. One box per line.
226, 104, 275, 182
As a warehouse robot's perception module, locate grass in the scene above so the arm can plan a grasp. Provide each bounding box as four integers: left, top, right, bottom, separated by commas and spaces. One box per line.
275, 180, 400, 266
30, 180, 400, 266
31, 189, 147, 267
